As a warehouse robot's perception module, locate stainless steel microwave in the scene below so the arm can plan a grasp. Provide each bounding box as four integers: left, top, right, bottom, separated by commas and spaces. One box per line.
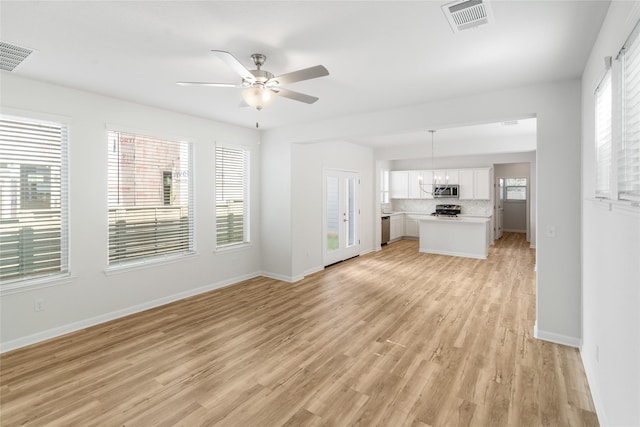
433, 185, 459, 198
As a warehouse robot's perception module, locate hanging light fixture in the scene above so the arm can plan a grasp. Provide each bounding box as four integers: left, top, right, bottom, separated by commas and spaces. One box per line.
418, 129, 449, 195
242, 86, 274, 110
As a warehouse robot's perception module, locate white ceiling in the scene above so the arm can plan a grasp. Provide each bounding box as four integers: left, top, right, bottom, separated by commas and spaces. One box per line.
1, 1, 608, 150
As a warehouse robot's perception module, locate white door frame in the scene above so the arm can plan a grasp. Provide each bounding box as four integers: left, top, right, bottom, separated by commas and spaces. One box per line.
495, 177, 504, 239
322, 169, 360, 266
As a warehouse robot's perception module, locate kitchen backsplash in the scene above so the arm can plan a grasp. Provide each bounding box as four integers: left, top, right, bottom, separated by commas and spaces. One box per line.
391, 199, 492, 217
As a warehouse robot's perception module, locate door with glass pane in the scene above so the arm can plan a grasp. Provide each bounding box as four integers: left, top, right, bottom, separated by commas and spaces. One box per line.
495, 177, 504, 239
323, 170, 360, 266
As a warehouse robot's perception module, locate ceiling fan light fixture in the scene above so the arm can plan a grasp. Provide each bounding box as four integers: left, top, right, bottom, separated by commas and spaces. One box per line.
242, 86, 274, 110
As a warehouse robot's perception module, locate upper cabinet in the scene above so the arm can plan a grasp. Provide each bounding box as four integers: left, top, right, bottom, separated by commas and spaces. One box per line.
459, 168, 491, 200
433, 169, 459, 185
474, 169, 491, 200
408, 170, 423, 199
390, 171, 409, 199
391, 167, 491, 200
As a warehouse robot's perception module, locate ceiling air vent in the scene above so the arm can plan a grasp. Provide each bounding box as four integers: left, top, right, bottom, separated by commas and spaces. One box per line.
0, 41, 35, 72
442, 0, 494, 33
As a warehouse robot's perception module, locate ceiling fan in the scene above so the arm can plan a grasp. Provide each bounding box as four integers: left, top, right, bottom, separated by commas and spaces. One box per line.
177, 50, 329, 110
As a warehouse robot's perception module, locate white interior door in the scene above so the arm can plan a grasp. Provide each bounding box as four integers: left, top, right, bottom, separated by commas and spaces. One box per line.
495, 177, 504, 239
324, 170, 360, 266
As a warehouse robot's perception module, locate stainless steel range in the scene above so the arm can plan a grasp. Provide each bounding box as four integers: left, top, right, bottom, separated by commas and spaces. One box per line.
431, 204, 462, 217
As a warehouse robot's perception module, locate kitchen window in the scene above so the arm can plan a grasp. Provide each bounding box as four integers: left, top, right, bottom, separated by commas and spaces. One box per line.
0, 115, 69, 284
107, 130, 194, 266
380, 169, 390, 204
216, 145, 250, 247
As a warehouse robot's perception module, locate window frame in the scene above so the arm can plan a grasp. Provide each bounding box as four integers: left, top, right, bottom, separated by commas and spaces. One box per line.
618, 20, 640, 202
595, 66, 613, 198
0, 113, 70, 292
106, 129, 195, 269
592, 19, 640, 206
503, 177, 527, 202
215, 144, 250, 249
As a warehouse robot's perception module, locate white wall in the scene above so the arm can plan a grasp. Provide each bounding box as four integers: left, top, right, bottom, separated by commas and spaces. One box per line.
0, 74, 262, 350
581, 2, 640, 426
291, 141, 375, 278
263, 80, 581, 347
260, 139, 294, 281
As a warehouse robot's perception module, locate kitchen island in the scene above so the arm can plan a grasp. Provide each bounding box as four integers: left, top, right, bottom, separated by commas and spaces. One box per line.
417, 216, 491, 259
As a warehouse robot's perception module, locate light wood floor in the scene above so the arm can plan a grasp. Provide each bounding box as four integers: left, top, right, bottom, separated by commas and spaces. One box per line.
0, 233, 598, 426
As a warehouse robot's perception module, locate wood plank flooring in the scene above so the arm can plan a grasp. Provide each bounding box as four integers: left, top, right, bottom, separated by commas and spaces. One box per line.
0, 233, 598, 426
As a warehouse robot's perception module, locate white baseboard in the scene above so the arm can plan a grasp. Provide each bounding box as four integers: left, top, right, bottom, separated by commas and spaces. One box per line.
303, 266, 324, 277
533, 322, 582, 348
0, 271, 262, 354
259, 271, 304, 283
580, 348, 607, 427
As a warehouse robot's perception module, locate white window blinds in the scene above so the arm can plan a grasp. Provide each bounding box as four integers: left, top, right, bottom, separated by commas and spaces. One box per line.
215, 146, 249, 247
107, 131, 193, 265
0, 115, 69, 283
595, 68, 612, 197
619, 21, 640, 201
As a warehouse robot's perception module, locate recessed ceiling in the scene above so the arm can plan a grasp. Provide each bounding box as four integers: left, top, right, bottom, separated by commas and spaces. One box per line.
0, 1, 609, 147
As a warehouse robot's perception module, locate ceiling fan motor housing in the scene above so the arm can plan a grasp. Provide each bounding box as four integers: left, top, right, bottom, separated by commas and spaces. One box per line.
245, 69, 275, 87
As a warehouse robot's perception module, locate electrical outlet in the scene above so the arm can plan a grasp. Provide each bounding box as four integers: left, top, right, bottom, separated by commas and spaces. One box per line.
34, 299, 45, 312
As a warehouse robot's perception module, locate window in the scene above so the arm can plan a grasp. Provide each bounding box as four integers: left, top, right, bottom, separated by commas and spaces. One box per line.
380, 169, 390, 204
595, 68, 612, 197
592, 20, 640, 203
107, 131, 193, 265
215, 146, 249, 247
505, 178, 527, 201
619, 21, 640, 201
0, 115, 68, 283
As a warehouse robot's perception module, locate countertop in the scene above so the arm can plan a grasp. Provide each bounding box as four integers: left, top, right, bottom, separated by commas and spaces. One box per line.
381, 212, 491, 220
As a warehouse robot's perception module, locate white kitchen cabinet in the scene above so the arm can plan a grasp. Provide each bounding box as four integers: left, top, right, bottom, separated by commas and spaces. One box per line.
446, 170, 459, 185
474, 168, 491, 200
404, 216, 419, 237
418, 170, 434, 199
433, 169, 459, 187
408, 170, 422, 199
390, 214, 404, 240
459, 169, 474, 199
459, 168, 491, 200
390, 171, 409, 199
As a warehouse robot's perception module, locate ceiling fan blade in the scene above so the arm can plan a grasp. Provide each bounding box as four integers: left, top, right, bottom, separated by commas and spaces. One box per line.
176, 81, 239, 87
271, 65, 329, 85
271, 87, 319, 104
211, 50, 255, 82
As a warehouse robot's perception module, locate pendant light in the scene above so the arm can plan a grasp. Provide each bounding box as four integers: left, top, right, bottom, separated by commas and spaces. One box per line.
418, 129, 449, 195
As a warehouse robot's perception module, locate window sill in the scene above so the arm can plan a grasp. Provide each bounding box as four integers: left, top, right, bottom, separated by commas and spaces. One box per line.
104, 252, 199, 276
214, 242, 254, 254
0, 273, 74, 296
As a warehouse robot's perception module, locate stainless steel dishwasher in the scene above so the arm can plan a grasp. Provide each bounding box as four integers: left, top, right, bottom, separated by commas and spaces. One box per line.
381, 215, 390, 245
